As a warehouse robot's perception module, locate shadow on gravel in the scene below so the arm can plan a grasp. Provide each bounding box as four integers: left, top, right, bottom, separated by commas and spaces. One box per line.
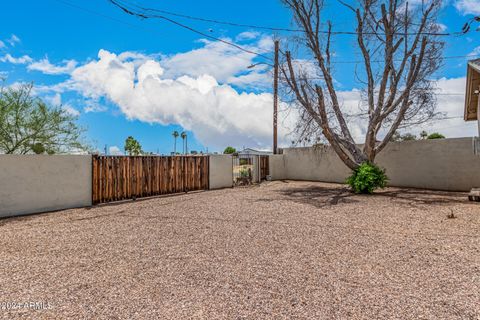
275, 185, 468, 209
376, 189, 468, 206
276, 186, 358, 208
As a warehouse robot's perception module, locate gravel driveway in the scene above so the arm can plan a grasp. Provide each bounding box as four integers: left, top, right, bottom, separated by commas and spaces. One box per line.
1, 181, 479, 319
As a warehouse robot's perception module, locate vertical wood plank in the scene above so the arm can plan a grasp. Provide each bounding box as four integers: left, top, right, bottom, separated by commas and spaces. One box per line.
91, 155, 210, 204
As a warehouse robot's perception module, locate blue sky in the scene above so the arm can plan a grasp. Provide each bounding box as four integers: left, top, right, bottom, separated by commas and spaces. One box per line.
0, 0, 479, 154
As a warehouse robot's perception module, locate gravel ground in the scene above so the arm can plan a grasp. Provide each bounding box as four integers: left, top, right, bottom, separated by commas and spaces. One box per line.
1, 181, 479, 319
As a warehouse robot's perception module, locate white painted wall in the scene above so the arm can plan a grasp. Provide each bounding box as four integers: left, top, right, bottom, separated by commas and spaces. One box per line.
376, 138, 480, 191
209, 155, 233, 189
0, 155, 92, 218
282, 146, 349, 184
279, 138, 480, 191
269, 155, 287, 180
2, 138, 475, 219
252, 156, 259, 183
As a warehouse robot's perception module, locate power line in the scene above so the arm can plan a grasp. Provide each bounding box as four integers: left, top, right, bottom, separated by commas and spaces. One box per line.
109, 0, 479, 66
115, 0, 472, 37
52, 0, 273, 67
336, 54, 480, 64
437, 116, 464, 120
54, 0, 273, 63
274, 54, 480, 72
52, 0, 149, 30
109, 0, 274, 61
123, 1, 305, 33
54, 0, 480, 68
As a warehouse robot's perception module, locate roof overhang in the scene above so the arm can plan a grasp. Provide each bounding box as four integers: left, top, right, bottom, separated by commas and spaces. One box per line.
465, 59, 480, 121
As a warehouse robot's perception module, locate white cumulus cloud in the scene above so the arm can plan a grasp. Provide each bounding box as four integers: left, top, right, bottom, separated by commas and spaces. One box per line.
335, 77, 476, 141
236, 31, 261, 41
109, 146, 123, 155
455, 0, 480, 15
65, 49, 293, 150
0, 54, 33, 64
160, 36, 273, 83
33, 33, 473, 151
28, 58, 78, 75
414, 77, 477, 138
468, 46, 480, 58
6, 34, 20, 47
44, 93, 80, 117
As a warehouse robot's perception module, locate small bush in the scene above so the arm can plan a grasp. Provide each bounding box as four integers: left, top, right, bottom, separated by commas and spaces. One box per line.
427, 132, 445, 139
447, 210, 456, 219
239, 167, 251, 178
346, 162, 388, 194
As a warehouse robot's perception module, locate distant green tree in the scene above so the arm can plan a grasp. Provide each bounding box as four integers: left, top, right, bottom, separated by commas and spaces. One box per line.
0, 83, 87, 154
223, 146, 236, 154
401, 133, 417, 141
124, 136, 142, 155
427, 132, 445, 139
391, 131, 417, 142
390, 131, 402, 142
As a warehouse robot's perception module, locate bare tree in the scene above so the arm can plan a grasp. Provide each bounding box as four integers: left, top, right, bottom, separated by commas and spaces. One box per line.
281, 0, 444, 170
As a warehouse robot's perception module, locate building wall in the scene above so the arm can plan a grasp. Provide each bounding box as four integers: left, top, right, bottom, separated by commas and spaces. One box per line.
269, 155, 287, 180
209, 155, 233, 189
0, 155, 92, 218
281, 138, 480, 191
2, 138, 476, 219
282, 145, 350, 184
251, 156, 259, 183
376, 138, 480, 191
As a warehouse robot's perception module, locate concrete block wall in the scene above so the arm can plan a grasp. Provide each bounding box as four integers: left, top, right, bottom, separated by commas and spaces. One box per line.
279, 137, 480, 192
0, 155, 92, 218
209, 155, 233, 189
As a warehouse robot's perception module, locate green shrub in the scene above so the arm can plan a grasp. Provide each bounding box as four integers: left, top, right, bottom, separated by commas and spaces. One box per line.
346, 162, 388, 194
427, 132, 445, 139
31, 143, 45, 154
239, 167, 250, 178
239, 158, 252, 165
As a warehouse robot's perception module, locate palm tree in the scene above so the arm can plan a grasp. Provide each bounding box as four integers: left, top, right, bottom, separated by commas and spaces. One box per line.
172, 131, 179, 155
181, 132, 187, 154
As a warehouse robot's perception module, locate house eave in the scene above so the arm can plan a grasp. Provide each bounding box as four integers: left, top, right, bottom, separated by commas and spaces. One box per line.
465, 60, 480, 121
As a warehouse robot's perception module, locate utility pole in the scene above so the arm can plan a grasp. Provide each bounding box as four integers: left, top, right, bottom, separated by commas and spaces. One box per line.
273, 40, 279, 155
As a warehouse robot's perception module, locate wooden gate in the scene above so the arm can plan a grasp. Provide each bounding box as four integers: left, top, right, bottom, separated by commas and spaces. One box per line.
232, 155, 270, 186
92, 155, 209, 204
259, 156, 269, 180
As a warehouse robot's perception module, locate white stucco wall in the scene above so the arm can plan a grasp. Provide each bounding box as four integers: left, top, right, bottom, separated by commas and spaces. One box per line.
376, 138, 480, 191
282, 145, 350, 184
279, 138, 480, 191
269, 155, 287, 180
209, 155, 233, 189
0, 155, 92, 218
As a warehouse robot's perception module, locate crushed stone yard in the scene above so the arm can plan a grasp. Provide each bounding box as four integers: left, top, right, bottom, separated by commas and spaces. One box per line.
1, 181, 479, 319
